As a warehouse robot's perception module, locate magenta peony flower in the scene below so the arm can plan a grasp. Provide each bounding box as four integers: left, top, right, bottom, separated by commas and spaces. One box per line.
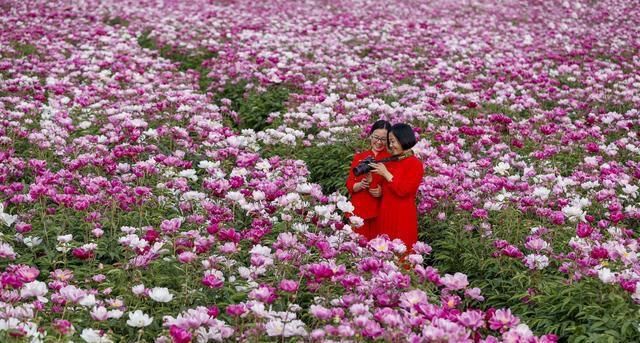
52, 319, 74, 335
279, 279, 299, 292
307, 262, 334, 280
169, 325, 192, 343
72, 248, 93, 260
501, 245, 524, 259
225, 304, 247, 317
576, 222, 593, 238
207, 305, 219, 318
201, 275, 224, 289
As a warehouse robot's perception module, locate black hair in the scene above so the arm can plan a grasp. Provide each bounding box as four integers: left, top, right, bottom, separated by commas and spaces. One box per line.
369, 120, 392, 135
389, 123, 417, 150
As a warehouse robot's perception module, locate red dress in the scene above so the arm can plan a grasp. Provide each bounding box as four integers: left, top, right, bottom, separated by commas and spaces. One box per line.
346, 150, 391, 240
373, 155, 424, 250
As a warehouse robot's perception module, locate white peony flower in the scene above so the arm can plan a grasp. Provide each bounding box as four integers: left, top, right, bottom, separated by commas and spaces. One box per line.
562, 205, 586, 222
265, 320, 285, 336
581, 181, 600, 190
484, 201, 504, 211
292, 223, 309, 233
622, 184, 638, 198
225, 191, 245, 202
20, 281, 48, 299
57, 234, 73, 243
295, 183, 313, 194
80, 328, 113, 343
0, 212, 17, 227
494, 162, 511, 175
23, 236, 43, 247
79, 294, 97, 307
198, 160, 219, 169
126, 310, 152, 327
252, 190, 266, 201
314, 204, 335, 219
523, 254, 550, 270
625, 143, 640, 154
597, 267, 616, 284
265, 319, 307, 337
148, 287, 173, 303
255, 160, 271, 171
143, 128, 158, 139
178, 169, 198, 181
532, 187, 551, 200
181, 191, 206, 201
108, 309, 124, 319
337, 200, 355, 213
0, 204, 17, 226
348, 215, 364, 228
249, 245, 272, 256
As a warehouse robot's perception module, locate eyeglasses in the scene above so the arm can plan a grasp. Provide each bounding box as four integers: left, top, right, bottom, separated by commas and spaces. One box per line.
370, 135, 386, 143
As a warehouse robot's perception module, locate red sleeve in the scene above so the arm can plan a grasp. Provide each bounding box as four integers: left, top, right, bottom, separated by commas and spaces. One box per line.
346, 153, 362, 194
387, 159, 424, 197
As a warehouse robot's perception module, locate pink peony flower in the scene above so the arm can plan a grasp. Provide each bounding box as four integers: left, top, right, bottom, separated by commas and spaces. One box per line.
248, 285, 277, 303
441, 273, 469, 290
489, 309, 520, 331
458, 310, 485, 330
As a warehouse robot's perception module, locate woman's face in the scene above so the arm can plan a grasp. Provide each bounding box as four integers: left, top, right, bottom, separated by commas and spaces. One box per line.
370, 128, 388, 153
388, 132, 403, 155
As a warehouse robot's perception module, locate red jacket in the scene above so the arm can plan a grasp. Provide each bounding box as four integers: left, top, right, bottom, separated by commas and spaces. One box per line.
346, 150, 391, 220
374, 155, 424, 250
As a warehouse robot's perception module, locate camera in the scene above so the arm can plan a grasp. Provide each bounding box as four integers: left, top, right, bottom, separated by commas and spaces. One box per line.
351, 150, 413, 177
353, 156, 375, 176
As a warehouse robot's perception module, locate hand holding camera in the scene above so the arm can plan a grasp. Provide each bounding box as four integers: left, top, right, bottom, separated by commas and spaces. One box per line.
355, 173, 372, 192
368, 162, 393, 182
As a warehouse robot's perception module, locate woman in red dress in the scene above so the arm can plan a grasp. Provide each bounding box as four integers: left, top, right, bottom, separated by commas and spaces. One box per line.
345, 120, 392, 240
369, 123, 424, 251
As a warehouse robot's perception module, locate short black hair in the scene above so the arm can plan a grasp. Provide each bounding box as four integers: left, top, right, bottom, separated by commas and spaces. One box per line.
389, 123, 417, 150
369, 120, 391, 135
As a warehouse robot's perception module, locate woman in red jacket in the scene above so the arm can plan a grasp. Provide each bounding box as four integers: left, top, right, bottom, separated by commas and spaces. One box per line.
369, 123, 424, 251
345, 120, 392, 240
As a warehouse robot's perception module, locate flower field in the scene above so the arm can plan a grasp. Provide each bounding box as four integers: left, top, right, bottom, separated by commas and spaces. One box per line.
1, 0, 639, 341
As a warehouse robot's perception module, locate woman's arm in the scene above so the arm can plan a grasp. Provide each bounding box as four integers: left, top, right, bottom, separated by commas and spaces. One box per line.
371, 159, 424, 197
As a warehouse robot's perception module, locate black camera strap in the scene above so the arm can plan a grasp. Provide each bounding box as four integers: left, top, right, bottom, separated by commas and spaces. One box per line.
372, 149, 414, 164
353, 150, 415, 176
